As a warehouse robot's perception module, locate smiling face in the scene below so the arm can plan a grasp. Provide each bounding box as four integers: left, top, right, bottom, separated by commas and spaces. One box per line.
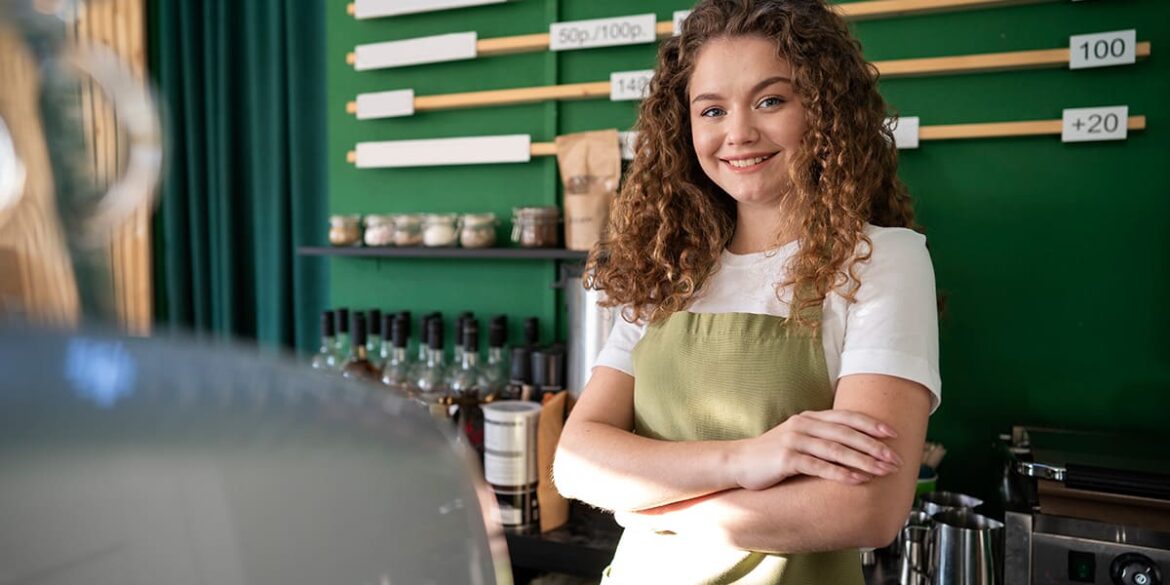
689, 35, 808, 212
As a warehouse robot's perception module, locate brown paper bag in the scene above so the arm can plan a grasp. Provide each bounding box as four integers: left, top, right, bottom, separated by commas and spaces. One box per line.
556, 130, 622, 251
537, 391, 569, 532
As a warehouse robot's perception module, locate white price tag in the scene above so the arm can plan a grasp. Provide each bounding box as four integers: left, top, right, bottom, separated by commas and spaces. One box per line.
355, 0, 506, 19
1069, 30, 1136, 70
673, 11, 691, 36
1062, 106, 1128, 142
888, 116, 920, 150
610, 70, 654, 101
550, 13, 656, 51
355, 32, 477, 71
355, 134, 531, 168
355, 89, 415, 120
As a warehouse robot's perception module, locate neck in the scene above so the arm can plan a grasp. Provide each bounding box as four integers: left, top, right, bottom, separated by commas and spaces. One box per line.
726, 201, 797, 255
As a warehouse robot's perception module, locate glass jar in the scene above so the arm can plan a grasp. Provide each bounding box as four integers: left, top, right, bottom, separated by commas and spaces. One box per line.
422, 213, 460, 247
459, 213, 497, 249
329, 214, 362, 246
511, 207, 560, 248
363, 214, 395, 247
392, 214, 424, 247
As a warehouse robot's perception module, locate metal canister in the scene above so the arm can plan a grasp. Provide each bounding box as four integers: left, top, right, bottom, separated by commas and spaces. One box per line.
482, 401, 542, 534
557, 264, 615, 396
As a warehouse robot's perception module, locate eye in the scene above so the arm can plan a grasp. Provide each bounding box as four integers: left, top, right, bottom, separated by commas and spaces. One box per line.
700, 106, 726, 118
757, 96, 786, 108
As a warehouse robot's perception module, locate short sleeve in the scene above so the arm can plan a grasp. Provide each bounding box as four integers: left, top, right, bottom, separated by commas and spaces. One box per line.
839, 228, 942, 413
593, 310, 648, 377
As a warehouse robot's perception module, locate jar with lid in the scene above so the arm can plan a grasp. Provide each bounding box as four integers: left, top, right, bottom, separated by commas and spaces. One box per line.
363, 214, 395, 247
459, 213, 497, 249
511, 207, 560, 248
329, 214, 362, 247
392, 214, 424, 247
422, 213, 460, 247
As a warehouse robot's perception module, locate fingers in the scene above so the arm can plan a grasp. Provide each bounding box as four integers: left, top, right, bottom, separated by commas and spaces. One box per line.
799, 409, 898, 439
796, 435, 900, 477
788, 452, 874, 485
791, 410, 904, 467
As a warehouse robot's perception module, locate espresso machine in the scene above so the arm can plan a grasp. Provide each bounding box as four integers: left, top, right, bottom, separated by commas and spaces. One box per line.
1001, 426, 1170, 585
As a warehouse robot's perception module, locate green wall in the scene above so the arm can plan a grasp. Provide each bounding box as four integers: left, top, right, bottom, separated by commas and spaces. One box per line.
326, 0, 1170, 502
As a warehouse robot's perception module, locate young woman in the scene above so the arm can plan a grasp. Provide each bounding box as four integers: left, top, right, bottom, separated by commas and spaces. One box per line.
553, 1, 941, 583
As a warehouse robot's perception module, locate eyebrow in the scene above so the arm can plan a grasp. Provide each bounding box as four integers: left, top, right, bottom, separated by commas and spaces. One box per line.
690, 76, 792, 105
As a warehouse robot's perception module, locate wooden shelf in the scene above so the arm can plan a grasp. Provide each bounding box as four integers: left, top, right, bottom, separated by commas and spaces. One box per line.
346, 42, 1152, 116
299, 246, 588, 261
347, 0, 1060, 61
345, 116, 1149, 167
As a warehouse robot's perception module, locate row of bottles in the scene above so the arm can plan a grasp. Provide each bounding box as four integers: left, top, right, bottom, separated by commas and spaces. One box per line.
310, 307, 568, 454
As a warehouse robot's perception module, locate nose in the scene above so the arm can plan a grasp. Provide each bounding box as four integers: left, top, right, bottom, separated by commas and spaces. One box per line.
725, 110, 759, 146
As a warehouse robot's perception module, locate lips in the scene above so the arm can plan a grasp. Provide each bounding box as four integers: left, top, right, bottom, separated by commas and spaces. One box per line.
721, 152, 777, 170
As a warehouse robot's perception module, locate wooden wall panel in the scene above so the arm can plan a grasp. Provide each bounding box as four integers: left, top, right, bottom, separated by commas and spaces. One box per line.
0, 31, 81, 327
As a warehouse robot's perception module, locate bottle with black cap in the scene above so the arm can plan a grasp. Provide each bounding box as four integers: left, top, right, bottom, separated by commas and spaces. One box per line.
376, 313, 394, 369
380, 314, 413, 394
452, 311, 475, 367
507, 346, 531, 401
391, 310, 412, 371
483, 315, 509, 397
411, 312, 440, 380
310, 310, 338, 371
366, 308, 383, 356
333, 307, 351, 366
450, 318, 483, 398
415, 316, 451, 418
341, 312, 380, 382
450, 318, 486, 455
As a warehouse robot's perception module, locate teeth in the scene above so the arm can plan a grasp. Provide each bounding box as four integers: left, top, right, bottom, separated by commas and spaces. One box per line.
728, 155, 771, 168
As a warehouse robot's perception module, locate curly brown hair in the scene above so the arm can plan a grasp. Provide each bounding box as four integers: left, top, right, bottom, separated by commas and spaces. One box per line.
585, 0, 918, 328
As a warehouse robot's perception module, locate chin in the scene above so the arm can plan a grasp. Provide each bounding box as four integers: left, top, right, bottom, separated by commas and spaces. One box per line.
722, 187, 785, 206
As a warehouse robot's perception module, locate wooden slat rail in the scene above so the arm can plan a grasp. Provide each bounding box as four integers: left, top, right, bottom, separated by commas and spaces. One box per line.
346, 0, 1060, 64
343, 116, 1148, 165
76, 0, 152, 335
345, 42, 1152, 115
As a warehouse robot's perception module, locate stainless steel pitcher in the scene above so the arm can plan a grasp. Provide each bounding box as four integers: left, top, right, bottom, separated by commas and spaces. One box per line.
929, 509, 1005, 585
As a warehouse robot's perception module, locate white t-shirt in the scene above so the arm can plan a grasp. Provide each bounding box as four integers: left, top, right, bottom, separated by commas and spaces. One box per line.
594, 224, 942, 413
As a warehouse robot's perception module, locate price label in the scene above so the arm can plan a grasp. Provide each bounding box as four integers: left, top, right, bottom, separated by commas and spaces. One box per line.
550, 13, 656, 51
1062, 106, 1128, 142
610, 70, 655, 101
673, 11, 691, 36
887, 116, 920, 150
1069, 30, 1136, 70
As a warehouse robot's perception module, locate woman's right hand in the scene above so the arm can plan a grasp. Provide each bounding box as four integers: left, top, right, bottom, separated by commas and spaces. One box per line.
730, 410, 903, 490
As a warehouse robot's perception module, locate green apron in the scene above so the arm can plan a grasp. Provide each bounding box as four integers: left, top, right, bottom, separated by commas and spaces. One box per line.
602, 310, 864, 585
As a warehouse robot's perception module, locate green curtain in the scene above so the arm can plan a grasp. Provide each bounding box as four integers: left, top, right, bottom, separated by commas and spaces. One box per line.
148, 0, 327, 353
